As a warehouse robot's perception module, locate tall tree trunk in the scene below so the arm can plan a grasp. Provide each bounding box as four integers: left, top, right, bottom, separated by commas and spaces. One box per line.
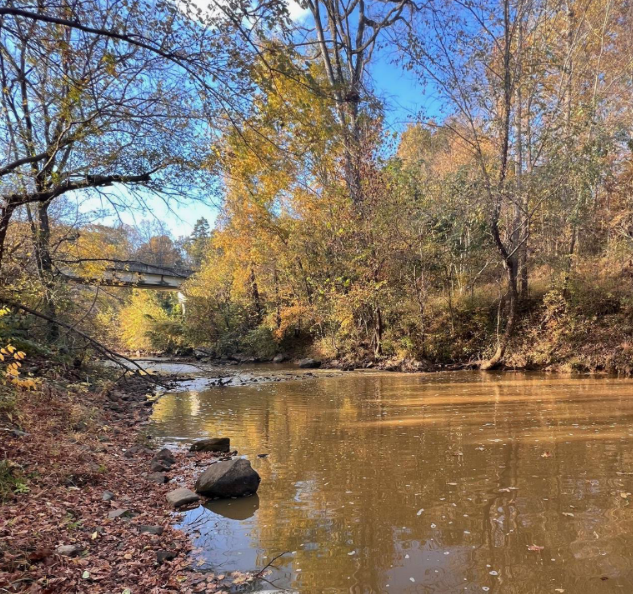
519, 235, 528, 296
374, 305, 383, 358
0, 202, 16, 271
562, 223, 577, 298
248, 266, 263, 323
273, 264, 281, 330
481, 255, 519, 370
32, 201, 59, 340
481, 0, 517, 370
516, 4, 529, 298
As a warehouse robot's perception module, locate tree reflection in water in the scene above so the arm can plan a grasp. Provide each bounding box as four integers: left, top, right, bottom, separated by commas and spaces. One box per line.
153, 371, 633, 593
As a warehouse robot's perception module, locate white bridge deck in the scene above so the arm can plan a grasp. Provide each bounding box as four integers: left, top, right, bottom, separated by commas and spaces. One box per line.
59, 261, 194, 290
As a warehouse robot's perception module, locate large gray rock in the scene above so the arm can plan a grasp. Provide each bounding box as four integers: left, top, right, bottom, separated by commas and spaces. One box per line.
166, 488, 199, 508
195, 459, 260, 498
299, 358, 321, 369
273, 353, 288, 363
189, 437, 230, 453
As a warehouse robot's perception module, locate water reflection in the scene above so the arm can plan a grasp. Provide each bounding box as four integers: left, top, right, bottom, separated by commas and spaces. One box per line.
205, 495, 261, 520
151, 371, 633, 592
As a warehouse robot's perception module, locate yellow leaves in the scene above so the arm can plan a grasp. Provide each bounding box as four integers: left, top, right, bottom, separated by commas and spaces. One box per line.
13, 377, 39, 391
102, 52, 118, 76
6, 362, 20, 377
1, 342, 36, 390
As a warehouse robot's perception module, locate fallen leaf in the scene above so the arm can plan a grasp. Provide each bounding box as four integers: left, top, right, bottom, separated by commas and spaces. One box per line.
527, 544, 544, 551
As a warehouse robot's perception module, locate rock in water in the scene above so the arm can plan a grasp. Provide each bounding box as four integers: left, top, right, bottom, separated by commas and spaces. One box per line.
273, 353, 288, 363
195, 458, 260, 498
189, 437, 230, 453
299, 358, 321, 369
166, 488, 199, 508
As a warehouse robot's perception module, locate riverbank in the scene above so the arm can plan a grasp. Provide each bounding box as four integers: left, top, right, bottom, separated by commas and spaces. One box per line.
161, 279, 633, 377
0, 368, 265, 593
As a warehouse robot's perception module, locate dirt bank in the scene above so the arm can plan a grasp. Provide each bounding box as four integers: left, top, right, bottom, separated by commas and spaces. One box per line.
0, 370, 265, 593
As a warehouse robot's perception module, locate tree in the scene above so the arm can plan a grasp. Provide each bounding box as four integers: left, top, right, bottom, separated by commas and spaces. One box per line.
301, 0, 412, 203
184, 218, 212, 268
0, 0, 288, 337
0, 0, 289, 267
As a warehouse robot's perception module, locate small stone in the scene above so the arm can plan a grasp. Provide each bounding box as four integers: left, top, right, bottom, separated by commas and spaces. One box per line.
156, 550, 176, 564
150, 458, 172, 472
101, 491, 115, 502
139, 525, 164, 535
123, 445, 152, 458
189, 438, 230, 453
146, 472, 168, 484
155, 448, 176, 463
299, 358, 321, 369
56, 544, 82, 557
166, 488, 199, 508
108, 509, 134, 520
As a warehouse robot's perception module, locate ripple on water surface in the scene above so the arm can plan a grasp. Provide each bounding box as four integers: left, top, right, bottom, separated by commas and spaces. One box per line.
150, 371, 633, 593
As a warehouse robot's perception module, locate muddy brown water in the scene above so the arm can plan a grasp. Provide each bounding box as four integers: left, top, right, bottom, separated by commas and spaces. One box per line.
149, 369, 633, 593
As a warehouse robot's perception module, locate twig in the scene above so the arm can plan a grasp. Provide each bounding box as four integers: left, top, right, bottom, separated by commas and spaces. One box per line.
257, 576, 294, 592
0, 298, 163, 386
254, 551, 289, 579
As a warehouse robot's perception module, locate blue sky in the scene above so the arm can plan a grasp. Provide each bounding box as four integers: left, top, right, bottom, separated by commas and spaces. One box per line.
88, 8, 431, 240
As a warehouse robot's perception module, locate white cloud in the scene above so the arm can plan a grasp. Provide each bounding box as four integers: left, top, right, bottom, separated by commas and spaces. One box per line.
287, 1, 311, 22
188, 0, 311, 23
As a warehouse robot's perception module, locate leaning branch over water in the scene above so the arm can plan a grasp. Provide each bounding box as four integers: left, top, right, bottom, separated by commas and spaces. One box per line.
0, 299, 159, 383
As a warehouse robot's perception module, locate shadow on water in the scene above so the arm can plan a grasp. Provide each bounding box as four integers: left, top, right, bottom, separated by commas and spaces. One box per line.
205, 495, 261, 521
152, 371, 633, 593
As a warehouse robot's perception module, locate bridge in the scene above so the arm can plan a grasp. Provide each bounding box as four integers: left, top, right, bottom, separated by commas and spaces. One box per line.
58, 260, 195, 290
